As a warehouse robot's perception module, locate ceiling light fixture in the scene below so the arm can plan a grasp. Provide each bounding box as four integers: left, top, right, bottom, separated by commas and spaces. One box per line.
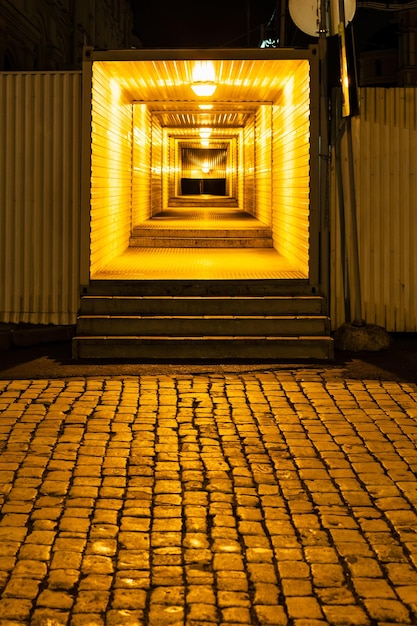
199, 127, 212, 139
191, 61, 217, 97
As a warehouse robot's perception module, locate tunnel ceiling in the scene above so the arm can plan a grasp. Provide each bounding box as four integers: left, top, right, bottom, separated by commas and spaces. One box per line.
98, 58, 307, 130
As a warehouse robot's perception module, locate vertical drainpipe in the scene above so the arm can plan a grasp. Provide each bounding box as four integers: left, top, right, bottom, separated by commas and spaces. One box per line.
318, 0, 331, 304
79, 46, 93, 289
338, 0, 363, 325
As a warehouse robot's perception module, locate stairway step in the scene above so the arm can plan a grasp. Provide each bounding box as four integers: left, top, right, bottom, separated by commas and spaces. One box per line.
76, 315, 330, 337
168, 198, 238, 207
131, 228, 272, 238
85, 279, 312, 297
79, 295, 326, 315
129, 236, 273, 248
72, 335, 334, 360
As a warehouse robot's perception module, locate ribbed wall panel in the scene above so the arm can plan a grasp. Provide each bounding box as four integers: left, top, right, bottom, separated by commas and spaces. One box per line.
243, 118, 255, 214
331, 87, 417, 331
0, 72, 81, 325
162, 128, 170, 208
272, 61, 310, 275
151, 116, 163, 214
255, 105, 272, 226
90, 63, 132, 276
167, 135, 177, 199
132, 104, 152, 226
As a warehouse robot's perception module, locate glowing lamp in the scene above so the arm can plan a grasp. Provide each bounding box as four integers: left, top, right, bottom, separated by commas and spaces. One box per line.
191, 61, 217, 97
199, 127, 212, 139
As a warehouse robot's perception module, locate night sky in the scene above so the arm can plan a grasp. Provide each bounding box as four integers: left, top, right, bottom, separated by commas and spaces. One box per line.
130, 1, 397, 56
130, 0, 279, 49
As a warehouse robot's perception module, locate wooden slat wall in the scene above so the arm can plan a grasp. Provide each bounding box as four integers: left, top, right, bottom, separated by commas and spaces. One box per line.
132, 104, 152, 226
90, 63, 132, 276
255, 105, 272, 226
0, 72, 81, 325
331, 87, 417, 331
243, 118, 255, 214
151, 115, 163, 215
272, 61, 310, 276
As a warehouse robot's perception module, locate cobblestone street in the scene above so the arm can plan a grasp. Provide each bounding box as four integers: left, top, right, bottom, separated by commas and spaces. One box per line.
0, 370, 417, 625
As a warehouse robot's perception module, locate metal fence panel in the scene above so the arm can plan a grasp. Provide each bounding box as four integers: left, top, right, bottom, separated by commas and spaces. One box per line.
0, 72, 82, 325
331, 87, 417, 332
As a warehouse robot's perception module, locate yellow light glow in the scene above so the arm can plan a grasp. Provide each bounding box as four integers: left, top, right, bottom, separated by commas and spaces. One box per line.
199, 104, 213, 110
199, 127, 212, 139
192, 61, 215, 83
191, 83, 217, 97
200, 140, 210, 147
338, 22, 350, 117
191, 61, 217, 97
201, 161, 210, 174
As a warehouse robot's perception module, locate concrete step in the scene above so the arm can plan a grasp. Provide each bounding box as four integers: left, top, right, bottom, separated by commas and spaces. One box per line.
168, 197, 238, 207
79, 295, 327, 316
131, 227, 272, 238
76, 315, 330, 337
85, 279, 312, 297
72, 335, 334, 360
73, 281, 334, 361
129, 236, 273, 248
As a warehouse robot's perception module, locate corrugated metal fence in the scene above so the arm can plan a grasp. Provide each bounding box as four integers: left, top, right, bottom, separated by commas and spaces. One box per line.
331, 88, 417, 331
0, 72, 82, 325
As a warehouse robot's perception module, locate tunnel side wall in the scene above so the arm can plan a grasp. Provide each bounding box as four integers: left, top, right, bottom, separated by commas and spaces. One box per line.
150, 114, 163, 215
254, 105, 272, 226
132, 104, 152, 226
90, 62, 133, 277
243, 116, 255, 215
271, 60, 311, 276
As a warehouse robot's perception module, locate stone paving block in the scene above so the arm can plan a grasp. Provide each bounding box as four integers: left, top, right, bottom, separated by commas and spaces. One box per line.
37, 589, 74, 610
72, 615, 107, 626
286, 596, 324, 619
31, 608, 70, 625
254, 604, 288, 625
363, 598, 412, 622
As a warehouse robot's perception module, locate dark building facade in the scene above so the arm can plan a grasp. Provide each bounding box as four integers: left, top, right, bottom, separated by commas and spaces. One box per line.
0, 0, 137, 71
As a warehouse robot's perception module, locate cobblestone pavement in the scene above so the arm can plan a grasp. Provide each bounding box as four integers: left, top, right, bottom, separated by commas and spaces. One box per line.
0, 370, 417, 625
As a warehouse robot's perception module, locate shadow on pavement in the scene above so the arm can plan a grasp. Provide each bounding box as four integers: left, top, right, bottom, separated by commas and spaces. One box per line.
0, 333, 416, 382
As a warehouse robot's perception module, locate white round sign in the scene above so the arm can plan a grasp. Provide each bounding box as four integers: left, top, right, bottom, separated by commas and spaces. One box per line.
289, 0, 356, 38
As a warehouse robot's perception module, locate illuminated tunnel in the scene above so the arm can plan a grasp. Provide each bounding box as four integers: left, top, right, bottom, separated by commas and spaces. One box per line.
80, 47, 322, 286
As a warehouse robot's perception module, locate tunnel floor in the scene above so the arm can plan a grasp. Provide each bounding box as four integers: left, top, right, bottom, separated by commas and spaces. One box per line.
92, 206, 308, 280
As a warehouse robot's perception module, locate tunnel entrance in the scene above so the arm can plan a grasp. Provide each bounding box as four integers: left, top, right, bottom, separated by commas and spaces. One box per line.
74, 47, 334, 360
84, 48, 320, 284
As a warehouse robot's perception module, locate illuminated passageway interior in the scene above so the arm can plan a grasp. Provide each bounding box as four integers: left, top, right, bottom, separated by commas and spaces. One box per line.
89, 54, 314, 281
92, 206, 306, 280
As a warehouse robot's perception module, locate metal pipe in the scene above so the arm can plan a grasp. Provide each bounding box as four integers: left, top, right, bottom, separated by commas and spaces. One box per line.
338, 0, 363, 324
